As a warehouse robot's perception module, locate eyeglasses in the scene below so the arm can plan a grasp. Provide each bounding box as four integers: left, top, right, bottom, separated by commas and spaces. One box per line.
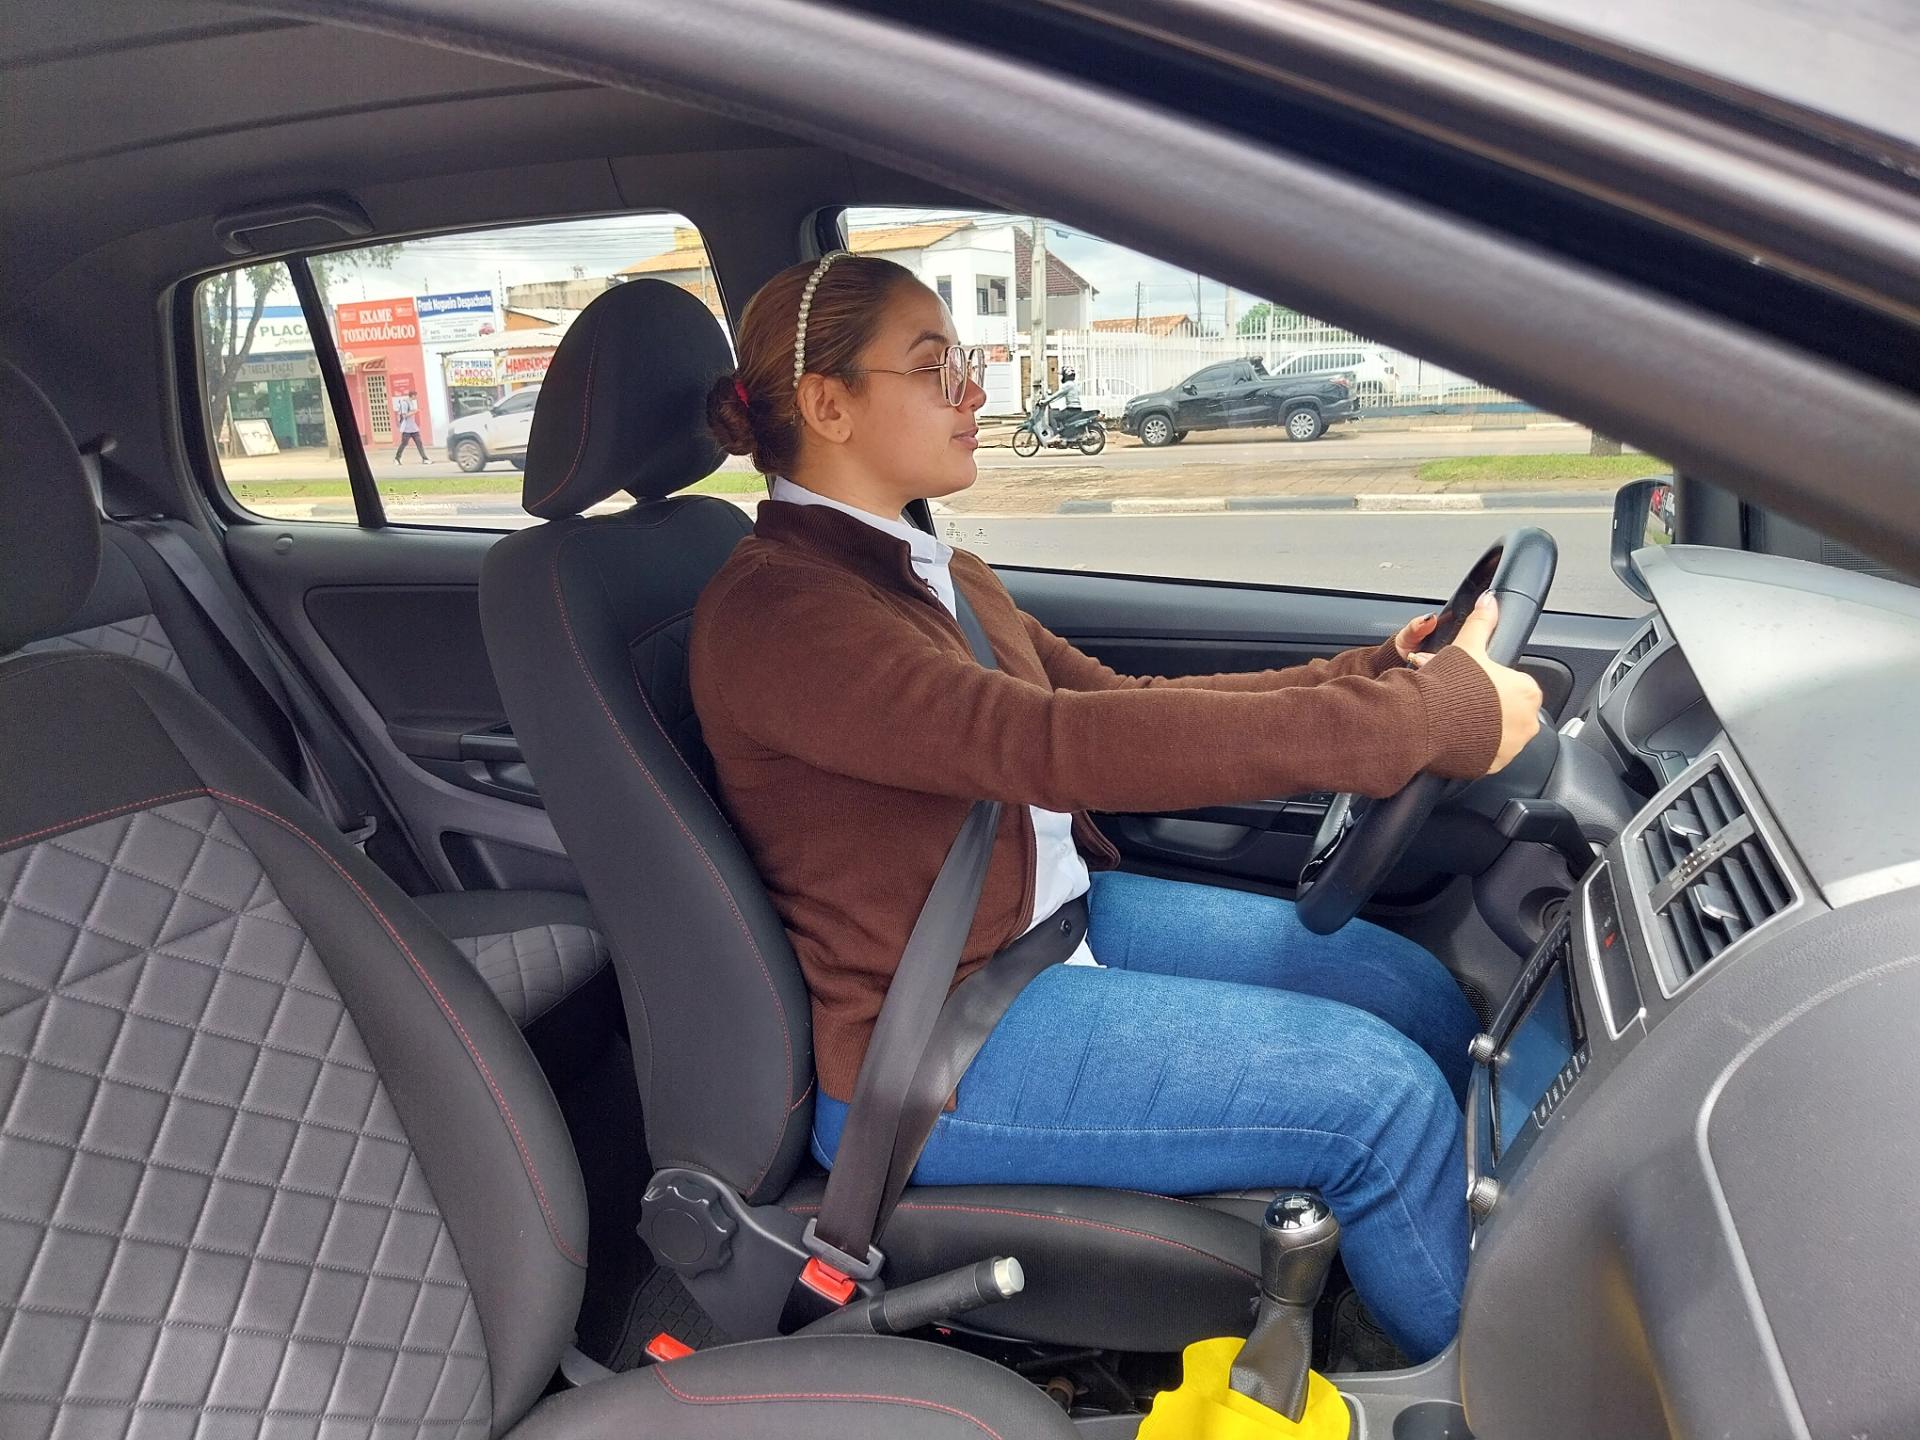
853, 345, 987, 408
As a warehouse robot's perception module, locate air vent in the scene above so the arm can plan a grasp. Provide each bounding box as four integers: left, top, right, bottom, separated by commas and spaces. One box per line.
1639, 763, 1793, 988
1607, 621, 1660, 690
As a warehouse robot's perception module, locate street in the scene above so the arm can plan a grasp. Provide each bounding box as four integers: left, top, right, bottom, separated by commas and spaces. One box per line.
972, 422, 1598, 471
935, 507, 1642, 616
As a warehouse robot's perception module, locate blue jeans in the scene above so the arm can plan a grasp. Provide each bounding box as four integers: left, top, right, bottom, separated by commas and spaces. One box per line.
812, 871, 1478, 1361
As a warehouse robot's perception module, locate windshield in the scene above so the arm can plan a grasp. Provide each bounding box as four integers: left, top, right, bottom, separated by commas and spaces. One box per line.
1478, 0, 1918, 151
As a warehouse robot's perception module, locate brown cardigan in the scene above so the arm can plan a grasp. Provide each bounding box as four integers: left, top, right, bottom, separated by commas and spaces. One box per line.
689, 500, 1503, 1102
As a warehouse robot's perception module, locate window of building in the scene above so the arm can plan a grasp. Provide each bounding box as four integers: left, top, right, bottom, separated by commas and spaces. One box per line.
978, 276, 1008, 316
935, 276, 953, 308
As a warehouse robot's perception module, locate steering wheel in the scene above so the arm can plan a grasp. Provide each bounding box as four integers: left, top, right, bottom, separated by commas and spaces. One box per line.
1293, 527, 1558, 935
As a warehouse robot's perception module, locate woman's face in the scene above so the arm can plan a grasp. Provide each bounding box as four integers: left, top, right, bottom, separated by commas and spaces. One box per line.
830, 281, 986, 504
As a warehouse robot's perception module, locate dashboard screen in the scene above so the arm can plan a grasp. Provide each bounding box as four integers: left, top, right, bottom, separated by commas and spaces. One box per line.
1495, 964, 1577, 1156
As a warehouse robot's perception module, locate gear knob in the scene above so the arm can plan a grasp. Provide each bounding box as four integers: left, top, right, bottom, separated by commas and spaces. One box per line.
1230, 1192, 1343, 1423
1258, 1192, 1341, 1308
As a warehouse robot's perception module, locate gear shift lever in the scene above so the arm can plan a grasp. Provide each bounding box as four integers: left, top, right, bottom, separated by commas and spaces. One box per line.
1230, 1192, 1342, 1423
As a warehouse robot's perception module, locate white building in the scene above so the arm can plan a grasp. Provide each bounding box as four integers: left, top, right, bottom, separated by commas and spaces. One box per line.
615, 219, 1094, 349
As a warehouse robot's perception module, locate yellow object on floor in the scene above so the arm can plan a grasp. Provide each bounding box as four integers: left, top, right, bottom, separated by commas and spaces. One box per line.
1138, 1336, 1352, 1440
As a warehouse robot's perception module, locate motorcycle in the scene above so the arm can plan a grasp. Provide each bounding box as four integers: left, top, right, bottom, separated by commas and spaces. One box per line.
1011, 396, 1106, 457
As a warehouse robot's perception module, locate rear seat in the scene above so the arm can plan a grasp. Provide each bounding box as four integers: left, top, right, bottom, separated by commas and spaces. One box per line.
8, 514, 614, 1061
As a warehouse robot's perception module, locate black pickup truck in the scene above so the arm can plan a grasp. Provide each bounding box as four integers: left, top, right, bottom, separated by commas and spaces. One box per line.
1120, 357, 1356, 445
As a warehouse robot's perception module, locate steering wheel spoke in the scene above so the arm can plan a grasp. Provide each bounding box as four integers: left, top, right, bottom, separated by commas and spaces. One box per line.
1292, 529, 1558, 934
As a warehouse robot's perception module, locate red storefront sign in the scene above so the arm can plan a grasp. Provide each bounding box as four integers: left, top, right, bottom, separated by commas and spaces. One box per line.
336, 298, 421, 347
501, 350, 553, 386
334, 298, 430, 444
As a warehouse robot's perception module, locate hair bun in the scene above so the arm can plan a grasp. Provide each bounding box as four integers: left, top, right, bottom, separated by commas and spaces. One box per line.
705, 372, 757, 456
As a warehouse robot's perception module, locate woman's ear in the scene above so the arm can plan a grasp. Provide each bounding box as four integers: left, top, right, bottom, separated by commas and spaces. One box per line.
795, 372, 854, 447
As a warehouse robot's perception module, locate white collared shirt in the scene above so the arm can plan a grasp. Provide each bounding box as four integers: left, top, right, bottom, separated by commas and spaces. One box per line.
770, 477, 1097, 965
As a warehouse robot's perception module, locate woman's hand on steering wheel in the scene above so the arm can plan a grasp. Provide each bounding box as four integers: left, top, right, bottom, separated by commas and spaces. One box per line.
1391, 611, 1440, 660
1407, 592, 1543, 773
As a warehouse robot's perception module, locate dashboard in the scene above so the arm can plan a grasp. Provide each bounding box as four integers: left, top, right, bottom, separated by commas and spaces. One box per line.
1455, 546, 1920, 1440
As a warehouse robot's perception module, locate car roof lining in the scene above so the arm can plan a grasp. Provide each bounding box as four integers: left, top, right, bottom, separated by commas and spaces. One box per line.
2, 0, 1916, 577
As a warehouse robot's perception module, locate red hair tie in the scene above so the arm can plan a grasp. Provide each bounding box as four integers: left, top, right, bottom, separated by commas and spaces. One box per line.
733, 378, 751, 407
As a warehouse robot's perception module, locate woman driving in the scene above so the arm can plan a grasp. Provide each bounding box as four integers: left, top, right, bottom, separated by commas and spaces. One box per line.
689, 251, 1543, 1360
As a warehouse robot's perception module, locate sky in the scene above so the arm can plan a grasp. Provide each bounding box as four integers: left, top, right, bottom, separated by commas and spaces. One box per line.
304, 207, 1283, 332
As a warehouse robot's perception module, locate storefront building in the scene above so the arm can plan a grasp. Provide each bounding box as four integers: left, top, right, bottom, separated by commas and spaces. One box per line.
335, 297, 429, 447
223, 305, 329, 451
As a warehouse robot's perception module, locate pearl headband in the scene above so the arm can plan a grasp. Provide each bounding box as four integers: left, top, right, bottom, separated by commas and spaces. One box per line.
793, 248, 853, 392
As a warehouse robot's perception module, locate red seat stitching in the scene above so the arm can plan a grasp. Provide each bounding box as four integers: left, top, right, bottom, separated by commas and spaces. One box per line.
652, 1367, 1007, 1440
206, 788, 586, 1267
547, 541, 796, 1194
0, 789, 206, 852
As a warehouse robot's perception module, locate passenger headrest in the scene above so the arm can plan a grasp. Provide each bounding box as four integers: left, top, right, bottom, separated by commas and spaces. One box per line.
521, 279, 734, 519
0, 361, 101, 653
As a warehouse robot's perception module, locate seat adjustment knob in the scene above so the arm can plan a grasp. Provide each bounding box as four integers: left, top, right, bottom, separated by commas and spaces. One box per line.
641, 1175, 737, 1276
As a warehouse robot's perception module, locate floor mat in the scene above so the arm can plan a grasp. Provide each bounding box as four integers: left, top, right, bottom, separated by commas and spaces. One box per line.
1325, 1285, 1409, 1374
608, 1266, 733, 1370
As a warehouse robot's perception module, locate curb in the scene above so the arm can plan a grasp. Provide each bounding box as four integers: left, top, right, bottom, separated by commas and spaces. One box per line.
1483, 490, 1613, 509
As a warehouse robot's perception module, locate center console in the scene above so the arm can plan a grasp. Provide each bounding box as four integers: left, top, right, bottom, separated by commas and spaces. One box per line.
1464, 859, 1627, 1218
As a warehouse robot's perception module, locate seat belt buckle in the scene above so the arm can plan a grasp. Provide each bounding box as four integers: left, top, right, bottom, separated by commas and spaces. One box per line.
782, 1250, 869, 1333
798, 1256, 857, 1307
644, 1333, 694, 1363
340, 815, 378, 851
800, 1218, 884, 1281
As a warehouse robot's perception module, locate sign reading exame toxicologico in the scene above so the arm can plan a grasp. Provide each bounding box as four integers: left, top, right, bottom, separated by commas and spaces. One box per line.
335, 298, 420, 347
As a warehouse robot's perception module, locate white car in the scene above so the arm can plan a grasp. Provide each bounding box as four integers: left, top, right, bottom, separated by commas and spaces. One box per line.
1269, 346, 1399, 406
445, 384, 541, 471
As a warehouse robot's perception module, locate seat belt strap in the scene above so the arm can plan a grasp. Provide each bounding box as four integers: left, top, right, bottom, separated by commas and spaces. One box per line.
118, 518, 367, 838
807, 585, 1070, 1277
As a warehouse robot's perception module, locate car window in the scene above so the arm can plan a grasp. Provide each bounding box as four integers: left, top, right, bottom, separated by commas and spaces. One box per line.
190, 261, 356, 520
192, 213, 738, 528
847, 205, 1661, 617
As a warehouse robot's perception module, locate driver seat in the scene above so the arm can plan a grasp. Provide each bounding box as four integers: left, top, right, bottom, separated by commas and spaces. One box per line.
480, 279, 1267, 1350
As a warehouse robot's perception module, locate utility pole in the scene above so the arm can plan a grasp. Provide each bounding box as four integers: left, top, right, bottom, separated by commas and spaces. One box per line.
1134, 280, 1143, 330
1224, 285, 1237, 341
1028, 217, 1049, 400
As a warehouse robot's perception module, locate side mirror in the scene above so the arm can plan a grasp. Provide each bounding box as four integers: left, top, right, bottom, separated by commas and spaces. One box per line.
1181, 383, 1198, 395
1609, 476, 1676, 601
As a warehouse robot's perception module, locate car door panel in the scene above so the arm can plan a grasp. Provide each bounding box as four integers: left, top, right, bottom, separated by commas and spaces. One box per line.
1001, 565, 1633, 890
224, 520, 575, 895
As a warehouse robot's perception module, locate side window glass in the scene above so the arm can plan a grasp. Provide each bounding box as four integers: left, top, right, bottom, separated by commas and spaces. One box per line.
845, 206, 1658, 616
193, 261, 355, 522
194, 215, 740, 529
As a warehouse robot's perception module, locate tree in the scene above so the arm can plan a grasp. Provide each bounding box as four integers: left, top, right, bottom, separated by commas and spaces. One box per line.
199, 245, 402, 455
200, 264, 282, 453
1236, 301, 1299, 337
